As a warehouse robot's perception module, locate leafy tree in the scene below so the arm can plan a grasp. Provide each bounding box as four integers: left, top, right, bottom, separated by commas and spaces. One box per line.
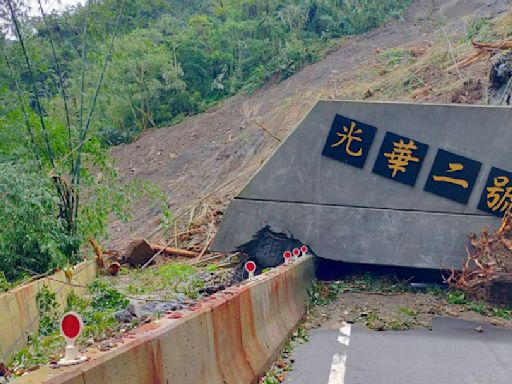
0, 0, 171, 281
0, 163, 69, 281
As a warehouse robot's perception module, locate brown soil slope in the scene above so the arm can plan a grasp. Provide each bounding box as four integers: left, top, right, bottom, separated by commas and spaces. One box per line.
108, 0, 511, 250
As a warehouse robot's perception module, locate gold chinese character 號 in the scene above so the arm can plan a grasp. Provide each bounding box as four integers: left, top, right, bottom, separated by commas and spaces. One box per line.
486, 176, 512, 212
384, 139, 419, 178
432, 162, 469, 189
330, 121, 363, 157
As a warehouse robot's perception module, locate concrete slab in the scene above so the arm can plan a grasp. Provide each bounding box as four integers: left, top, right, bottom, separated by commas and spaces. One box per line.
213, 100, 512, 269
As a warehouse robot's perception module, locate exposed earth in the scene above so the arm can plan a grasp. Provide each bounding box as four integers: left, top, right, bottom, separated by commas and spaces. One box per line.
108, 0, 512, 253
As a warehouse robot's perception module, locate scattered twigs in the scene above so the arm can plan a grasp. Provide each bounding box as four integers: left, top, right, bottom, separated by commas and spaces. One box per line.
443, 29, 464, 80
196, 208, 216, 261
254, 120, 283, 143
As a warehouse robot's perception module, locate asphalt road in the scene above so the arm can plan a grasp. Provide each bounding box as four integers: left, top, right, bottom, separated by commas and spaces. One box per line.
285, 317, 512, 384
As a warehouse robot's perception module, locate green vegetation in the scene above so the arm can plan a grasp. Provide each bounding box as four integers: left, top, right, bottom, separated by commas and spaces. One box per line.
446, 290, 512, 320
124, 263, 205, 299
308, 273, 410, 306
0, 163, 69, 282
463, 17, 493, 42
10, 281, 129, 373
0, 0, 172, 283
1, 0, 414, 143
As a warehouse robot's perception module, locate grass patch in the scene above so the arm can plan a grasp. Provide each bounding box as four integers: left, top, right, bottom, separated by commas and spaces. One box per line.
463, 17, 493, 42
447, 290, 512, 320
123, 263, 205, 299
9, 281, 129, 374
377, 48, 415, 72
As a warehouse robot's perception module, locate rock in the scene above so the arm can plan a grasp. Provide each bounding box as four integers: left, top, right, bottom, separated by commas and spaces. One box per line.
141, 301, 182, 314
99, 341, 113, 352
474, 326, 484, 333
114, 309, 134, 323
127, 301, 144, 318
488, 52, 512, 105
124, 239, 155, 266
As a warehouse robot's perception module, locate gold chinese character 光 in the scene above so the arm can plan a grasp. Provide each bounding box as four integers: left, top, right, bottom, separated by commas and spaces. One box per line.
486, 176, 512, 213
432, 163, 469, 189
384, 139, 419, 178
330, 121, 363, 157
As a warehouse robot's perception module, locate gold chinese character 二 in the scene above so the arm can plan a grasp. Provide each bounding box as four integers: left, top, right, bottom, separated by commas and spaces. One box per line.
432, 162, 469, 189
330, 121, 363, 157
487, 176, 512, 212
384, 139, 420, 178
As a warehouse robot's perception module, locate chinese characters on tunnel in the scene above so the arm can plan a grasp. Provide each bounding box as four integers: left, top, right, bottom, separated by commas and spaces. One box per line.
321, 114, 376, 168
424, 149, 481, 204
322, 114, 510, 217
372, 132, 428, 186
478, 167, 512, 217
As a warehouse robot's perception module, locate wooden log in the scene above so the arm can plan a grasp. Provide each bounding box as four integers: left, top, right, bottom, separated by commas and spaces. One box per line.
125, 239, 200, 267
472, 39, 512, 50
150, 243, 200, 258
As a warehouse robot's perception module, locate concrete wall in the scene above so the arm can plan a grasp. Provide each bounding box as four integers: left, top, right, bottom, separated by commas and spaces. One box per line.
0, 260, 97, 363
16, 256, 315, 384
212, 100, 510, 270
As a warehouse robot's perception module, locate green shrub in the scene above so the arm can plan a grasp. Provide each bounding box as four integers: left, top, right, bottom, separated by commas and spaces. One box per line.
0, 163, 71, 282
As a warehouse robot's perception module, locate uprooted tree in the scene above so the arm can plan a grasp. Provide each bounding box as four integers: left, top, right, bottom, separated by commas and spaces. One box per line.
446, 210, 512, 303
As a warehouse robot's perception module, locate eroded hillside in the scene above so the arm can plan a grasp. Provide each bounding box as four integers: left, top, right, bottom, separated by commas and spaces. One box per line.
108, 0, 511, 251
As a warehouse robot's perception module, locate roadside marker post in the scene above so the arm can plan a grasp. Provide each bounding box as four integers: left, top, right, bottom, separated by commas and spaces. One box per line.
283, 251, 292, 265
300, 245, 308, 257
245, 260, 256, 280
292, 248, 300, 261
58, 312, 87, 366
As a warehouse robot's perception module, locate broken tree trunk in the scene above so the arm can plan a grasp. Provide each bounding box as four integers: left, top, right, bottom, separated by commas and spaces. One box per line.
125, 239, 200, 266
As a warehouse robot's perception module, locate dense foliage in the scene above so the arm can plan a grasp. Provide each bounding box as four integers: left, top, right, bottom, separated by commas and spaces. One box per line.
1, 0, 413, 143
0, 163, 70, 282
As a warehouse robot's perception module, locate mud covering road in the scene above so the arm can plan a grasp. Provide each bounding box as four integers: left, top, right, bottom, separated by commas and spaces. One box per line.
285, 317, 512, 384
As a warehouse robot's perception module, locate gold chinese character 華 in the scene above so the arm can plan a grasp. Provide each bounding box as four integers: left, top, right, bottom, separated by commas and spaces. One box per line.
486, 176, 512, 213
330, 121, 363, 157
432, 162, 469, 189
384, 139, 419, 178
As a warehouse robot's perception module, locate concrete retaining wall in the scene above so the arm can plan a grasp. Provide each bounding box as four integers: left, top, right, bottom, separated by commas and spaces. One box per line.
0, 260, 97, 363
16, 256, 315, 384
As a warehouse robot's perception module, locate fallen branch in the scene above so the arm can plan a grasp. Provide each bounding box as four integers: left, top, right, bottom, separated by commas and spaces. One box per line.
472, 39, 512, 51
89, 238, 104, 268
150, 243, 200, 258
254, 120, 283, 143
126, 239, 200, 268
449, 39, 512, 71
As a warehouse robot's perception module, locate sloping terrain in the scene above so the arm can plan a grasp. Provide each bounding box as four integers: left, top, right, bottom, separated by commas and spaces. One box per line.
108, 0, 511, 251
